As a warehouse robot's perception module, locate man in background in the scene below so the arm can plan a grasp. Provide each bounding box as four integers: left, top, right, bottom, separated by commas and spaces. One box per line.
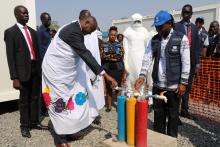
37, 12, 52, 117
195, 17, 209, 57
37, 12, 51, 62
117, 34, 124, 44
123, 13, 151, 89
4, 5, 45, 138
81, 9, 105, 123
175, 4, 200, 119
208, 21, 220, 58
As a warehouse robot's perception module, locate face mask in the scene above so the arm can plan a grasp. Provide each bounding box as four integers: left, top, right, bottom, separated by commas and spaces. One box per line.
132, 20, 142, 28
131, 13, 143, 28
133, 23, 142, 28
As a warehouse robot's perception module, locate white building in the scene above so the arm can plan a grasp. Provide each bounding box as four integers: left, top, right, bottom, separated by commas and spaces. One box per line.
0, 0, 36, 102
112, 3, 220, 33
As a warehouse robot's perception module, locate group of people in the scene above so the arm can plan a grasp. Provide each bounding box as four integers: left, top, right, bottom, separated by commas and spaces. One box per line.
3, 3, 220, 147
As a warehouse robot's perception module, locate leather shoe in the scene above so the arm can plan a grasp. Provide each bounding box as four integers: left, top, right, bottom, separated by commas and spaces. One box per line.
31, 123, 48, 130
56, 143, 70, 147
92, 115, 101, 125
105, 108, 112, 112
21, 128, 31, 138
180, 112, 196, 120
177, 117, 182, 126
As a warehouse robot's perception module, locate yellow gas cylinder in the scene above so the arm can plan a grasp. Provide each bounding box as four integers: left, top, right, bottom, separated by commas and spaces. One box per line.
126, 97, 137, 146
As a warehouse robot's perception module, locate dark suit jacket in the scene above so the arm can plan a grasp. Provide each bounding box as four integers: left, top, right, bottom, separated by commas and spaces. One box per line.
4, 24, 40, 82
208, 33, 220, 57
174, 20, 200, 69
58, 21, 103, 75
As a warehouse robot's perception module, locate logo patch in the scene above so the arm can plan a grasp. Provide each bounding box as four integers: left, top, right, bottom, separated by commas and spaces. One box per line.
171, 46, 178, 53
155, 17, 159, 23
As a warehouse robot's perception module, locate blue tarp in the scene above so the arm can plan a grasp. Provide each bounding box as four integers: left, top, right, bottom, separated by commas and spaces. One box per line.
102, 31, 109, 37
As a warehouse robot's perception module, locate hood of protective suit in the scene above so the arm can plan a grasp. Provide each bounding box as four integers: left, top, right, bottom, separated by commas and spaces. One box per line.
131, 13, 143, 28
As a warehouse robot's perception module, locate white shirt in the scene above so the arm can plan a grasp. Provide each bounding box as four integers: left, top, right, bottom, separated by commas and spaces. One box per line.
140, 29, 191, 90
198, 28, 209, 47
16, 23, 34, 60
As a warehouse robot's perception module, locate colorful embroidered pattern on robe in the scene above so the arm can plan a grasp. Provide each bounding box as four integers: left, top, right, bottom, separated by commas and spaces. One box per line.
42, 85, 76, 113
43, 85, 89, 113
53, 96, 76, 113
42, 85, 51, 108
75, 92, 88, 106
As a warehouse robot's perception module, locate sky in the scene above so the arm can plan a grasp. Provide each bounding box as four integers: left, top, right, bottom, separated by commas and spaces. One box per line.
36, 0, 220, 31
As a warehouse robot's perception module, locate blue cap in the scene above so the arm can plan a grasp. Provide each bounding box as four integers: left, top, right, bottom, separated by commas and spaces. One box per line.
196, 16, 204, 20
152, 10, 172, 27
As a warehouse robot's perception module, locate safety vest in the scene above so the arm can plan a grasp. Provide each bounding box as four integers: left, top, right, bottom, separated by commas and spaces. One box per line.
151, 31, 184, 86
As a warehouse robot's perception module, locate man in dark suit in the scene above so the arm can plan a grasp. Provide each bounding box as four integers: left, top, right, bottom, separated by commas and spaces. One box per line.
174, 4, 200, 119
4, 5, 46, 138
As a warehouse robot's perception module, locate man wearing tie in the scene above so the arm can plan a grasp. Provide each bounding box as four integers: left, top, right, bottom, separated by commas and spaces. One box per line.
174, 4, 200, 119
4, 5, 45, 138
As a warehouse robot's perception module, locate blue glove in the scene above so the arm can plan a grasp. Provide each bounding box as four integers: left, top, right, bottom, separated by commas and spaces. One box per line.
194, 64, 200, 77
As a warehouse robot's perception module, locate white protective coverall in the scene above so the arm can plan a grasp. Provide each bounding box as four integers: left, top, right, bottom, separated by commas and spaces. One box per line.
123, 13, 151, 89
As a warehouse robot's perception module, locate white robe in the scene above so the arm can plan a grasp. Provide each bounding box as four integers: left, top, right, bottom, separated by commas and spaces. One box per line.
42, 25, 98, 135
84, 30, 105, 110
123, 26, 151, 88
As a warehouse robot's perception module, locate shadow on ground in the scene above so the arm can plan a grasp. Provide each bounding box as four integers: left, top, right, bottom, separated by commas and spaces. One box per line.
0, 100, 18, 115
178, 116, 220, 147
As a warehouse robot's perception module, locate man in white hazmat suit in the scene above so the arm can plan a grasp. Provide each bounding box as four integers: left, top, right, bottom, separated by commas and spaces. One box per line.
123, 13, 151, 89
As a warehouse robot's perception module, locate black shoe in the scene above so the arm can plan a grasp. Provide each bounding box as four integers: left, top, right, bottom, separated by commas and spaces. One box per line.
41, 111, 49, 117
105, 108, 112, 112
93, 115, 101, 125
186, 114, 196, 120
177, 118, 182, 126
148, 106, 153, 113
21, 128, 31, 138
31, 122, 48, 130
180, 112, 196, 120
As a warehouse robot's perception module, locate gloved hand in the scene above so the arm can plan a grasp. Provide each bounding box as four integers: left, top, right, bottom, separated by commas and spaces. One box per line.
194, 64, 200, 77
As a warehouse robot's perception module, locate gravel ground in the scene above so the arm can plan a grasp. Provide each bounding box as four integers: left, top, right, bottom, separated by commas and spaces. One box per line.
0, 100, 219, 147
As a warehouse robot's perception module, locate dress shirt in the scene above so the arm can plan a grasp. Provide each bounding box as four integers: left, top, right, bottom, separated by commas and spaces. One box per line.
17, 23, 35, 60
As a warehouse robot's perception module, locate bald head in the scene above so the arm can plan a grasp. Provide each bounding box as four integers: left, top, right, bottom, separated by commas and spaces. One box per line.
80, 16, 97, 35
14, 5, 29, 25
79, 9, 91, 20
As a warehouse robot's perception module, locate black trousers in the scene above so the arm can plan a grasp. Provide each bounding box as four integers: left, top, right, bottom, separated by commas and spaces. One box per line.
54, 134, 67, 145
19, 62, 40, 129
39, 84, 47, 115
153, 86, 181, 137
181, 70, 194, 115
105, 69, 123, 95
